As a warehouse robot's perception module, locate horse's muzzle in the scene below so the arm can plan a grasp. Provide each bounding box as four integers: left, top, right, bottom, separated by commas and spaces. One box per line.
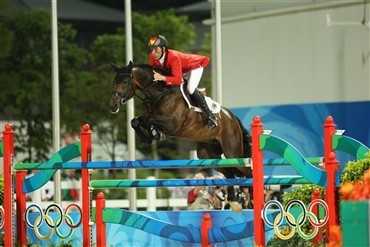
110, 107, 120, 114
110, 103, 120, 114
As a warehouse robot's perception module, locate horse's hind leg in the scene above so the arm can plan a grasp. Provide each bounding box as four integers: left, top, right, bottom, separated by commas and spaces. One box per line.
196, 142, 231, 175
196, 142, 222, 159
197, 142, 242, 212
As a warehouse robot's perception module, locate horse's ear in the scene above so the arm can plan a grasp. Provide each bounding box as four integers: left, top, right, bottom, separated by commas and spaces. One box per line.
128, 61, 134, 70
110, 62, 121, 73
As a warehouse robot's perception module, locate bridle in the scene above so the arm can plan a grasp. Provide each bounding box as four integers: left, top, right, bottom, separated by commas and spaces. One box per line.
111, 72, 133, 105
112, 67, 178, 106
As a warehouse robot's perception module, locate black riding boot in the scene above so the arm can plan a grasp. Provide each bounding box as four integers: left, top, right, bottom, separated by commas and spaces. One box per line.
191, 89, 218, 128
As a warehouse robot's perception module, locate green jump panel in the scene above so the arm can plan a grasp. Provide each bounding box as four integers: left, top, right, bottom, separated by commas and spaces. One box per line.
341, 201, 370, 247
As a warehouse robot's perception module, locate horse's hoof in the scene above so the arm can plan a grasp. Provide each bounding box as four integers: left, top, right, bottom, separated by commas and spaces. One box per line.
158, 133, 166, 141
229, 201, 242, 213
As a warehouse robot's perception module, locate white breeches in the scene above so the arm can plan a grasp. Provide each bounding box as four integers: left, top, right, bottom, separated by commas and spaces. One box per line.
187, 66, 204, 95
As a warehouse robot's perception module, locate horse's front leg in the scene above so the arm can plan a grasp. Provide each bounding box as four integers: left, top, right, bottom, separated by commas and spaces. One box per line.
143, 115, 166, 142
131, 116, 152, 144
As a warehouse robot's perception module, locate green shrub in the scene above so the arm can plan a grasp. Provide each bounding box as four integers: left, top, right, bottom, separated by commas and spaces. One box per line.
267, 231, 316, 247
281, 184, 325, 208
27, 239, 74, 246
340, 151, 370, 183
0, 175, 3, 205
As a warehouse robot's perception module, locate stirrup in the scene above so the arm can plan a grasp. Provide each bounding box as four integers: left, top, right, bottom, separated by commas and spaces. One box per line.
207, 115, 218, 128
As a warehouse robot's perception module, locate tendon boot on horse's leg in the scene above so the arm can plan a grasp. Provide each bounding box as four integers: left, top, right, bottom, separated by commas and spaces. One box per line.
191, 89, 217, 128
150, 125, 166, 142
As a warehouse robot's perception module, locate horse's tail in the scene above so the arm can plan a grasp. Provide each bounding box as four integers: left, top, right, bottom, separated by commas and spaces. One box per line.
235, 116, 252, 158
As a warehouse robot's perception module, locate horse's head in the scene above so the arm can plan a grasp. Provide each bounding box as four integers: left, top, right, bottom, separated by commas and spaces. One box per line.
109, 61, 135, 114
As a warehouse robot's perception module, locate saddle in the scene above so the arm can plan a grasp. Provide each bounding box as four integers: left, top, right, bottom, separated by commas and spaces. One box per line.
180, 83, 221, 113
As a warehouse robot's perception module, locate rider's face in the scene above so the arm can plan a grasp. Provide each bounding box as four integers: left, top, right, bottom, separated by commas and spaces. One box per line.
151, 47, 163, 60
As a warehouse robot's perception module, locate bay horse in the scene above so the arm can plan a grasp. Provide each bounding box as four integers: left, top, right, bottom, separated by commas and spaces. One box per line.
108, 61, 252, 211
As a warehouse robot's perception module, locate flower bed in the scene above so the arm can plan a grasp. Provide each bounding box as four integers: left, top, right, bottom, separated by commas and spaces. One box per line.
340, 168, 370, 247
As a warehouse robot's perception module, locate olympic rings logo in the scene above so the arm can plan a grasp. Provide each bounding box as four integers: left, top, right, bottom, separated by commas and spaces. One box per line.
0, 206, 4, 228
24, 203, 82, 240
261, 199, 329, 240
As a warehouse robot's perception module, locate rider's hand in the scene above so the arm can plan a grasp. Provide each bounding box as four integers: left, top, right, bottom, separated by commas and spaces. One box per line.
153, 70, 165, 82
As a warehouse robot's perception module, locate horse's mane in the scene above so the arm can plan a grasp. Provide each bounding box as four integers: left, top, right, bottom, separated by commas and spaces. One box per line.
131, 63, 175, 92
134, 63, 171, 77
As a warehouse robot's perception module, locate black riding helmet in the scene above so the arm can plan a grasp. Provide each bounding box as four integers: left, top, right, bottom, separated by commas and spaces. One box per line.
148, 35, 167, 48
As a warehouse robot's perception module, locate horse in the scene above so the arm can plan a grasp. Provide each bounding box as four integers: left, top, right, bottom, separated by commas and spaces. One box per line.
108, 61, 252, 212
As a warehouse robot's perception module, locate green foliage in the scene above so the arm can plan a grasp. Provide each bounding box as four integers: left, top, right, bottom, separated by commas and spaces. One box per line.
27, 240, 74, 247
1, 9, 53, 161
267, 231, 316, 247
89, 35, 130, 150
0, 1, 11, 59
0, 176, 3, 205
340, 152, 370, 183
0, 9, 90, 161
129, 9, 195, 64
199, 32, 212, 58
57, 241, 73, 247
281, 185, 325, 208
91, 34, 125, 65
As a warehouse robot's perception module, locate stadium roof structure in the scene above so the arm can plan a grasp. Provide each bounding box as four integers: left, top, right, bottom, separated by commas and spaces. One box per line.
9, 0, 124, 23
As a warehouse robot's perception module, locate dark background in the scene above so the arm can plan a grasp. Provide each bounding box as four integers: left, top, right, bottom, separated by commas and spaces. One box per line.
88, 0, 204, 12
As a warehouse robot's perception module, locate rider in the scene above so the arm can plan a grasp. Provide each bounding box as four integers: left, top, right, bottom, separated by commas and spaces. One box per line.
148, 34, 218, 129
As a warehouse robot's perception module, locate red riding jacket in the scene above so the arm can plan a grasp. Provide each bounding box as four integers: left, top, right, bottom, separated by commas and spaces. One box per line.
149, 49, 209, 86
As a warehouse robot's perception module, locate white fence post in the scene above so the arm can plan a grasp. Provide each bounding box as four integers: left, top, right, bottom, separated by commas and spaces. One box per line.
146, 176, 156, 211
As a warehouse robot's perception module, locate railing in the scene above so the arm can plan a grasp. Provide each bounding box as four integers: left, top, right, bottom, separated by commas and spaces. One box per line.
27, 178, 189, 210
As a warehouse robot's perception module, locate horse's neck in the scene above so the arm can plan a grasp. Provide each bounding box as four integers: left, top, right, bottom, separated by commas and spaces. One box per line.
134, 65, 181, 102
147, 84, 179, 103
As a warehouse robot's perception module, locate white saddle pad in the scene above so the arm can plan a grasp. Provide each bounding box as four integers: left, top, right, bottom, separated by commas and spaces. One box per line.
180, 83, 221, 113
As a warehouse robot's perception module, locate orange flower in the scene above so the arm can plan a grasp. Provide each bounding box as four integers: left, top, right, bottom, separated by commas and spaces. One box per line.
339, 182, 353, 200
340, 168, 370, 201
326, 225, 342, 247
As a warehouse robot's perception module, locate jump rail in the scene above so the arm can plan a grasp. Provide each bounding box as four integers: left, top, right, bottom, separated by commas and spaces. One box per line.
1, 116, 369, 246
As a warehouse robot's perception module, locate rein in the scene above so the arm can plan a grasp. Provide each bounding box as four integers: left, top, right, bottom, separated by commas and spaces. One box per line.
131, 73, 177, 105
143, 86, 177, 105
